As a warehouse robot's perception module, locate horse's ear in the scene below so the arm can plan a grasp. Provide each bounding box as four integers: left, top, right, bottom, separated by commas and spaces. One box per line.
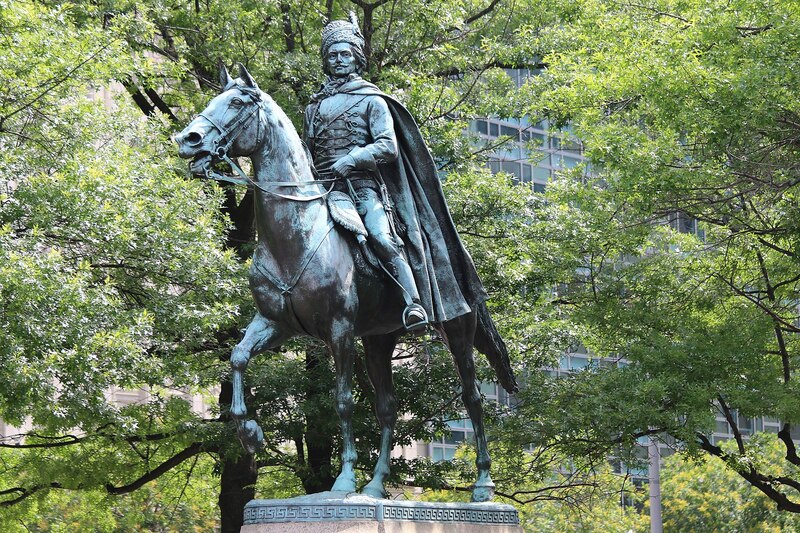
238, 63, 259, 91
219, 62, 234, 92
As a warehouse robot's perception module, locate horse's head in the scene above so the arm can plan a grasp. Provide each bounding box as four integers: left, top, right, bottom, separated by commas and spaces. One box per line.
175, 64, 265, 177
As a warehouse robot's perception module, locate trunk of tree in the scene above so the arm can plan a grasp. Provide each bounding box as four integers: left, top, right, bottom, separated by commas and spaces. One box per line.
300, 348, 336, 493
217, 187, 259, 530
218, 377, 257, 532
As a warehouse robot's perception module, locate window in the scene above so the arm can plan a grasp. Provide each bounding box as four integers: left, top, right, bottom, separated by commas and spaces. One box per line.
500, 125, 519, 140
529, 132, 546, 148
502, 161, 520, 177
429, 418, 475, 462
562, 155, 582, 169
533, 167, 550, 181
522, 164, 532, 182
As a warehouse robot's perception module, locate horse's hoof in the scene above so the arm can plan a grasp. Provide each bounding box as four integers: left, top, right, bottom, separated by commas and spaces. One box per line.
471, 483, 495, 502
361, 483, 387, 499
237, 419, 265, 454
331, 474, 356, 493
230, 403, 247, 418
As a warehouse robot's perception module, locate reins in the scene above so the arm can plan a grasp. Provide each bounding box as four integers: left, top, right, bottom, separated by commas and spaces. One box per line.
199, 88, 336, 203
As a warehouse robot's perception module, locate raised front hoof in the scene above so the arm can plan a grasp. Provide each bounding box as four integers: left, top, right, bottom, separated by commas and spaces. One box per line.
236, 419, 265, 454
331, 473, 357, 494
361, 481, 387, 499
471, 483, 495, 503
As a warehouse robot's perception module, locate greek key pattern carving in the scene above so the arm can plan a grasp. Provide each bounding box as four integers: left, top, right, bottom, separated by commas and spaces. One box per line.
382, 505, 518, 524
244, 500, 519, 526
244, 503, 376, 524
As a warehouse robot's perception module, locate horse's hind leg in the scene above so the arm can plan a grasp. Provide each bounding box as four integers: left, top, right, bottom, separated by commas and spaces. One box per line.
361, 333, 399, 499
441, 312, 495, 502
231, 313, 289, 453
329, 332, 358, 493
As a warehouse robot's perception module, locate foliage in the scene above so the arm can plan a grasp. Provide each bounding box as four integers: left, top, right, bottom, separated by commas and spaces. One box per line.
661, 435, 800, 532
0, 453, 219, 532
510, 0, 800, 512
1, 0, 567, 529
0, 0, 246, 526
416, 446, 648, 532
16, 0, 792, 527
519, 473, 647, 533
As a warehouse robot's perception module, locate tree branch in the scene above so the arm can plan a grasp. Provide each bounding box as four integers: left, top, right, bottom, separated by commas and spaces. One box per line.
104, 442, 203, 495
464, 0, 502, 25
0, 483, 63, 507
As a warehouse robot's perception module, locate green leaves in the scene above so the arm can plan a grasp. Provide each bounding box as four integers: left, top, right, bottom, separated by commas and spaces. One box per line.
514, 0, 800, 512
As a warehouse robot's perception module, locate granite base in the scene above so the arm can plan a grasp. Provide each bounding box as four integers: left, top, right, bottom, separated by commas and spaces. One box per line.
240, 491, 522, 533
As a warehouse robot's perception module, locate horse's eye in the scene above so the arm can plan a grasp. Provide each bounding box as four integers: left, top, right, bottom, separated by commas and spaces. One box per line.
231, 97, 244, 106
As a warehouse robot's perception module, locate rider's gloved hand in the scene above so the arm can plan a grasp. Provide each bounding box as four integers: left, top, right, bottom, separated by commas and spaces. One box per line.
331, 155, 356, 177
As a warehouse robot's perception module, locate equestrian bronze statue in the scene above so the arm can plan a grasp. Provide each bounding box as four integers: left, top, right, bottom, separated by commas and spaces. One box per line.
174, 17, 516, 503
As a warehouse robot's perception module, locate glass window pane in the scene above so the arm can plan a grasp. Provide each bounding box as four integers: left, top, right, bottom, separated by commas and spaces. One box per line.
476, 120, 488, 134
501, 161, 520, 177
532, 151, 550, 166
530, 132, 546, 148
522, 164, 532, 182
500, 125, 519, 140
489, 123, 499, 137
480, 382, 497, 395
533, 167, 551, 181
571, 356, 588, 370
446, 431, 465, 444
433, 447, 443, 461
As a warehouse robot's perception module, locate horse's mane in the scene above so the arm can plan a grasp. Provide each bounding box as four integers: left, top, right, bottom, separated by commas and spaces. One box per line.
239, 82, 312, 183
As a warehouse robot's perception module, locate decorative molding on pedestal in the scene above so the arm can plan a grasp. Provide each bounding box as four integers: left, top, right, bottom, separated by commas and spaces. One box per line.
242, 492, 520, 527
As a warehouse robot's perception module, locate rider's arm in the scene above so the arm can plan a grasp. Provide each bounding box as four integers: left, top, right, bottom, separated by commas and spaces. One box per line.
331, 97, 397, 176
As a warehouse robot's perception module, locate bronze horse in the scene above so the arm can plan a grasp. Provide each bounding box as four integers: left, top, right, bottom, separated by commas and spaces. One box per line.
175, 64, 517, 502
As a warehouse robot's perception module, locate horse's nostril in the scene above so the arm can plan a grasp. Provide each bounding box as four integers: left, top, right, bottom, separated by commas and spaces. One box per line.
185, 131, 203, 145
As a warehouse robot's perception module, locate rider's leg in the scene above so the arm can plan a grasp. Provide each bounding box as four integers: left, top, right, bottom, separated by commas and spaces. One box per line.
355, 187, 428, 330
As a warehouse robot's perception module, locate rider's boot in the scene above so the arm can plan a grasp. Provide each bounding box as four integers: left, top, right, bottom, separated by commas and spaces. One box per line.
389, 256, 428, 332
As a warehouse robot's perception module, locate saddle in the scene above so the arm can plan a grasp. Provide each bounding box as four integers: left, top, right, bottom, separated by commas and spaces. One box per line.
327, 191, 382, 272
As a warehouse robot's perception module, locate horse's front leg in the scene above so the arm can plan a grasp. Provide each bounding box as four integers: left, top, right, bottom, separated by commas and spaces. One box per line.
361, 334, 399, 499
231, 313, 289, 454
329, 330, 358, 493
442, 313, 495, 503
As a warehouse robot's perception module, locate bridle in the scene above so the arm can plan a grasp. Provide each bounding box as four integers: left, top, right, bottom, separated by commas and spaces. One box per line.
195, 86, 336, 202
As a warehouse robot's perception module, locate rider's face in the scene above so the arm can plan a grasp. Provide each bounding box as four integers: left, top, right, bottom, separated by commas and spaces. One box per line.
326, 42, 357, 78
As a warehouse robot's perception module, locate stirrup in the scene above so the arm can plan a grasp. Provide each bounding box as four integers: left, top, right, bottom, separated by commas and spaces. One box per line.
403, 303, 428, 332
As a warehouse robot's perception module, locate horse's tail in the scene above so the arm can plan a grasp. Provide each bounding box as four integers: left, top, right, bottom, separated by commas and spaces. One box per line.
474, 301, 518, 394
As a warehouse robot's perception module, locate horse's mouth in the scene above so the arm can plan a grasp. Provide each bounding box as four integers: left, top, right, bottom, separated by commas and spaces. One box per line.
188, 152, 214, 176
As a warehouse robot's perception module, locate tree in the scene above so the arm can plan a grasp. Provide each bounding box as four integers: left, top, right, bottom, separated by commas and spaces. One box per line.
507, 0, 800, 513
2, 0, 572, 530
660, 436, 800, 532
0, 1, 246, 529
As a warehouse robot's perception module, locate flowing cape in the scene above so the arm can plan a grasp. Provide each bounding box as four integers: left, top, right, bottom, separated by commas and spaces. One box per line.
308, 79, 487, 322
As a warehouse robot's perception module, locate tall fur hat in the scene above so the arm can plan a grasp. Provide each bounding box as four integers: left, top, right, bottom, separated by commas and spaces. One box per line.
321, 12, 365, 56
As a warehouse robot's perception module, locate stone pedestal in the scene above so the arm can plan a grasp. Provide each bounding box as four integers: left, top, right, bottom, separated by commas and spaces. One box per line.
240, 491, 522, 533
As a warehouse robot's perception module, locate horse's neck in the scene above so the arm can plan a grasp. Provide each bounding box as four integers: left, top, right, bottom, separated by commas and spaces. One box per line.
249, 110, 328, 261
